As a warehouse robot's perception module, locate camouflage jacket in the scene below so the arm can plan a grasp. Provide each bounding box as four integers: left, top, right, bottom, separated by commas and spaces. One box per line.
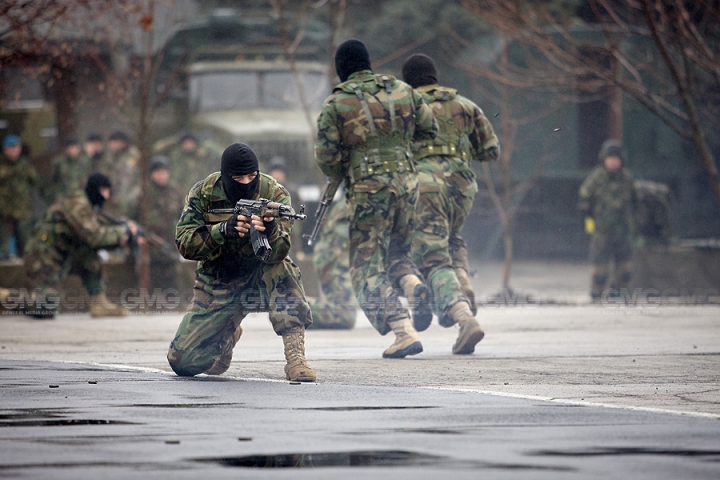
154, 141, 223, 194
146, 180, 185, 244
413, 85, 500, 171
47, 153, 90, 203
31, 193, 127, 254
578, 166, 637, 236
104, 146, 141, 219
0, 153, 38, 221
176, 172, 294, 281
315, 70, 438, 181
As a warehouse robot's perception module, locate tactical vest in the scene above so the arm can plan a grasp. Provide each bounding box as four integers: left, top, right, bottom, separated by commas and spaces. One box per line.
413, 87, 472, 162
336, 75, 414, 183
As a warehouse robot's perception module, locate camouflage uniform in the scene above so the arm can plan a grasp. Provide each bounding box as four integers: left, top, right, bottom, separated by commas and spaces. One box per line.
145, 179, 184, 293
154, 138, 222, 194
308, 198, 357, 329
315, 70, 437, 335
0, 153, 38, 258
46, 152, 90, 204
167, 172, 311, 376
23, 193, 127, 312
104, 146, 141, 219
411, 85, 500, 325
578, 163, 637, 298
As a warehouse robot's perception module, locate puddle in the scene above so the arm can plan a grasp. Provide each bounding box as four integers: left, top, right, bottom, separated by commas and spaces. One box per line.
296, 406, 439, 412
123, 403, 243, 408
0, 419, 135, 427
195, 450, 444, 468
532, 447, 720, 458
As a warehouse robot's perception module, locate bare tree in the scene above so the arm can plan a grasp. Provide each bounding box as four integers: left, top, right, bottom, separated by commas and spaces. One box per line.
460, 0, 720, 210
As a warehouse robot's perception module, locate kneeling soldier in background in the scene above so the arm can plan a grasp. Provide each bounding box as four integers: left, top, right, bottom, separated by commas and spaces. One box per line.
24, 173, 140, 318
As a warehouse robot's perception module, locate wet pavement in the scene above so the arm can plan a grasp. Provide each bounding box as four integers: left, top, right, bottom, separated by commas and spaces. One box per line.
1, 261, 719, 478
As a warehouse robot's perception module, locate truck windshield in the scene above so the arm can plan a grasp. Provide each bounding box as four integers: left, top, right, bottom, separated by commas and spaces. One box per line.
190, 70, 327, 113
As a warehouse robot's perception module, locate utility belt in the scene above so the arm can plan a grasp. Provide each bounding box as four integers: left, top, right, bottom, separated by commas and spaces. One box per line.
347, 146, 414, 183
414, 143, 469, 162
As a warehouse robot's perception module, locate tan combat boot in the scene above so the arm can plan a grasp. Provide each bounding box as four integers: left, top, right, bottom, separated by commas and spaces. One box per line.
282, 326, 316, 382
455, 268, 477, 316
205, 325, 243, 376
450, 302, 485, 355
400, 274, 433, 332
90, 293, 129, 317
382, 318, 423, 358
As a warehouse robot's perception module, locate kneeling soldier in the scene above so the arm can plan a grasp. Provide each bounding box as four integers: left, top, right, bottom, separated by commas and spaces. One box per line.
24, 173, 138, 318
167, 143, 316, 382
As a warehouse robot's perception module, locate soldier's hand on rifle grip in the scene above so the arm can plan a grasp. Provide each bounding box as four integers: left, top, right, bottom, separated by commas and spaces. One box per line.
221, 214, 249, 239
251, 215, 277, 235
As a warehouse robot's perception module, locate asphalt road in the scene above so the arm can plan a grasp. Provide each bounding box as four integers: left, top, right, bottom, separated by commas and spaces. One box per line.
1, 261, 719, 478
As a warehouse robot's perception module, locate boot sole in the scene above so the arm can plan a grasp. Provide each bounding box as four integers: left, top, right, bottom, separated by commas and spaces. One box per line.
382, 341, 424, 359
453, 328, 485, 355
412, 284, 433, 332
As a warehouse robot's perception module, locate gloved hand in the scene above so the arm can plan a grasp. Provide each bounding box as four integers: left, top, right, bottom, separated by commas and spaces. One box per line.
220, 214, 240, 239
585, 217, 595, 234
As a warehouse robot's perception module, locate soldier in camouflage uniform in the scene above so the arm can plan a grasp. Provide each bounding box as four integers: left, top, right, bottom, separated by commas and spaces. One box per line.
0, 134, 38, 259
402, 54, 500, 354
154, 131, 222, 194
145, 156, 183, 294
307, 198, 357, 329
46, 137, 89, 204
167, 143, 316, 382
81, 133, 106, 175
103, 130, 141, 219
578, 140, 637, 301
315, 39, 438, 358
23, 173, 138, 318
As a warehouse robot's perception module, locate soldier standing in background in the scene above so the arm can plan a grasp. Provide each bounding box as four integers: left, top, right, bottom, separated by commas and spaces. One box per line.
168, 143, 315, 381
0, 134, 38, 259
23, 173, 140, 318
307, 198, 357, 330
314, 39, 438, 358
145, 156, 183, 294
154, 131, 221, 194
46, 137, 89, 204
578, 140, 637, 301
81, 133, 105, 174
402, 54, 500, 354
104, 130, 141, 219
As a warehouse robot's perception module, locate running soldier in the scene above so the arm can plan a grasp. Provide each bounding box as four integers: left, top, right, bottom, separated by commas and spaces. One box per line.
315, 39, 438, 358
402, 54, 500, 354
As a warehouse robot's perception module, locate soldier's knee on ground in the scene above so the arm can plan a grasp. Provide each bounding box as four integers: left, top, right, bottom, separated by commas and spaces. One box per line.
167, 347, 212, 377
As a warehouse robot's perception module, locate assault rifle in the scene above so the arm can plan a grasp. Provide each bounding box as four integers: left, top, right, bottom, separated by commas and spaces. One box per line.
210, 198, 306, 262
304, 178, 341, 247
98, 212, 180, 262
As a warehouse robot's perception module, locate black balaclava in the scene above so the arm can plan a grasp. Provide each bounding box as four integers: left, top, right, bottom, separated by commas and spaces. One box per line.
221, 142, 260, 203
85, 173, 112, 208
402, 54, 438, 89
335, 39, 371, 82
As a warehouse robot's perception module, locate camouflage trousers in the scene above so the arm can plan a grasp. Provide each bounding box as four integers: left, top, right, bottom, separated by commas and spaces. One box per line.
167, 257, 312, 377
23, 237, 105, 313
412, 166, 477, 326
347, 173, 421, 335
590, 232, 633, 297
0, 217, 31, 259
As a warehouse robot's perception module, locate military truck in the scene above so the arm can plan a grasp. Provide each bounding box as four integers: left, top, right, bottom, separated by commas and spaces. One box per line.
186, 59, 328, 183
